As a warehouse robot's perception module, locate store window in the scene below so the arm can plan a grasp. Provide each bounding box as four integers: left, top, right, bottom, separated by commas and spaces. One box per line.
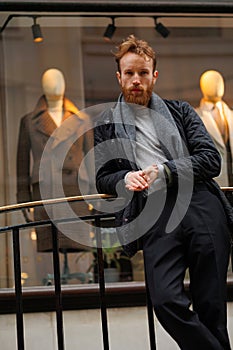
0, 13, 232, 288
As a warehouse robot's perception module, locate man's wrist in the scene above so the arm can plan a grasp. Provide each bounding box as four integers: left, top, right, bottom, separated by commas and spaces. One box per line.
124, 171, 133, 184
163, 164, 172, 185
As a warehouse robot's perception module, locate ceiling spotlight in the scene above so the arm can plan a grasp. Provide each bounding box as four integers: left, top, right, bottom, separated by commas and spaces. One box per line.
103, 17, 116, 42
31, 17, 43, 43
154, 18, 170, 38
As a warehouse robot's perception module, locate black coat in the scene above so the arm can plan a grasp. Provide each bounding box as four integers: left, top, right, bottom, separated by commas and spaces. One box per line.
94, 98, 233, 257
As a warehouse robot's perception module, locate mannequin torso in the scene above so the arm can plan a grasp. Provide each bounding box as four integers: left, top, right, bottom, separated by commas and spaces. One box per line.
195, 70, 233, 186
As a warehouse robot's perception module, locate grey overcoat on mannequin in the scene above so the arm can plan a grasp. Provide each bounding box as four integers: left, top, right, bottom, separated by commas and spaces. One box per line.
17, 95, 95, 252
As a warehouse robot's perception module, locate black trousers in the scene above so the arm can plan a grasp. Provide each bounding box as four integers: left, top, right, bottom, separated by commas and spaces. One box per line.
142, 186, 231, 350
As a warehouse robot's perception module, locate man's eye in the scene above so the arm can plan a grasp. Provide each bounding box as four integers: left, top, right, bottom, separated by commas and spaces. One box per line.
141, 71, 148, 75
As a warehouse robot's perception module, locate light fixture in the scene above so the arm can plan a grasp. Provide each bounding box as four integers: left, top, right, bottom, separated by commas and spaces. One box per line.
31, 16, 43, 43
154, 17, 170, 38
1, 13, 231, 39
103, 17, 116, 42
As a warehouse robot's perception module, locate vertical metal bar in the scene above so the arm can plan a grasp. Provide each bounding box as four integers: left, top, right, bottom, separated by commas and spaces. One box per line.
144, 262, 157, 350
51, 223, 65, 350
226, 190, 233, 272
231, 191, 233, 272
231, 247, 233, 272
145, 280, 157, 350
12, 227, 25, 350
95, 217, 110, 350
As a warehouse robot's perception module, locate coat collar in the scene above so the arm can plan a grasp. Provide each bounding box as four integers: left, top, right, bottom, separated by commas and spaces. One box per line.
32, 95, 84, 137
112, 92, 184, 164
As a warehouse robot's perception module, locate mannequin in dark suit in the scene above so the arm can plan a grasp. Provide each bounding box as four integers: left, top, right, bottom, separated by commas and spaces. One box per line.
17, 68, 95, 252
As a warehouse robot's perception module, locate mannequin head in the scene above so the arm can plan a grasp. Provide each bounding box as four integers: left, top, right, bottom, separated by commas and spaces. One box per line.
199, 70, 224, 103
41, 68, 65, 102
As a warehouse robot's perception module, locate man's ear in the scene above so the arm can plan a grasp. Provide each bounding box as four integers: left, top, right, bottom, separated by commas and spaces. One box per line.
116, 71, 121, 84
153, 70, 159, 84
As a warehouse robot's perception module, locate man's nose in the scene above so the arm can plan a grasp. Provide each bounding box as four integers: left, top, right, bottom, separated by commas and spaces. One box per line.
132, 74, 140, 84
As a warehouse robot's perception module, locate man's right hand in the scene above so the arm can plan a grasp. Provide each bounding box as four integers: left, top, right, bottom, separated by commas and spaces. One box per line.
125, 170, 149, 192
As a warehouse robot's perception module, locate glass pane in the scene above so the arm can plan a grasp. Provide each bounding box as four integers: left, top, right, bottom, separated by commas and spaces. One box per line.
0, 13, 232, 287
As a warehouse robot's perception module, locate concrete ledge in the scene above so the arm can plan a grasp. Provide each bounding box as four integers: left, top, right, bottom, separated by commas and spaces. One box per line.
0, 277, 232, 314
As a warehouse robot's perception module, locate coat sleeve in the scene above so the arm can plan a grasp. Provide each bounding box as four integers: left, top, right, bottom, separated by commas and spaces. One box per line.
16, 115, 32, 203
94, 123, 130, 196
164, 101, 222, 184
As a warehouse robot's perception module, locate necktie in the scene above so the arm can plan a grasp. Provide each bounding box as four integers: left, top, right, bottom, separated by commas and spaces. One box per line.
212, 102, 229, 144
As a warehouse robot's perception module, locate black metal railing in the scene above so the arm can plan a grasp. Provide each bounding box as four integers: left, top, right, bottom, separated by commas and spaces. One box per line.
0, 188, 232, 350
0, 194, 156, 350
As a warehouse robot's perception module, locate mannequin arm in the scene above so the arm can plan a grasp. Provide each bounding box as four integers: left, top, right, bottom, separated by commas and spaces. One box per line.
16, 116, 33, 207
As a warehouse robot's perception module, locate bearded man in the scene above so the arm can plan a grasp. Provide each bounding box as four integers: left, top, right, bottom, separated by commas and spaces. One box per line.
94, 35, 232, 350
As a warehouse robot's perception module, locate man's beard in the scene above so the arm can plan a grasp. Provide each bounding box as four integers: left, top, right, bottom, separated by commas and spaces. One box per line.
121, 84, 154, 106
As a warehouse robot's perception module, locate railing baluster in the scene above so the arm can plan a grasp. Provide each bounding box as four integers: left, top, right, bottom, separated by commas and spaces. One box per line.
12, 227, 25, 350
223, 190, 233, 272
145, 275, 157, 350
51, 223, 65, 350
95, 217, 110, 350
231, 249, 233, 272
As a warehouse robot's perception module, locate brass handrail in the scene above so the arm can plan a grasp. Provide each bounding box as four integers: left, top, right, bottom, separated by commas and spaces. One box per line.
0, 193, 115, 214
221, 187, 233, 191
0, 187, 232, 214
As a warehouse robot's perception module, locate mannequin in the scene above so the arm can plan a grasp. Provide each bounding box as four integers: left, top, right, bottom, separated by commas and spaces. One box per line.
41, 68, 65, 127
17, 68, 95, 252
195, 70, 233, 186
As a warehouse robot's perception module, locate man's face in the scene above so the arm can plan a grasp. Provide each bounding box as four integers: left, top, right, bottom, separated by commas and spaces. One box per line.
116, 52, 158, 106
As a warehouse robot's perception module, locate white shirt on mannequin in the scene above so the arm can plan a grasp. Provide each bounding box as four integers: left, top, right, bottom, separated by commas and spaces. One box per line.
195, 69, 233, 186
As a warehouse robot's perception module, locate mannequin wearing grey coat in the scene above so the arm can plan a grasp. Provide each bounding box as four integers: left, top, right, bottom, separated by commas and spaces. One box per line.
17, 95, 95, 252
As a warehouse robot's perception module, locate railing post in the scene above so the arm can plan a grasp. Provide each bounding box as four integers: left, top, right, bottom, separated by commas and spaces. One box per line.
95, 217, 110, 350
143, 256, 157, 350
222, 189, 233, 271
145, 276, 157, 350
231, 248, 233, 273
12, 227, 25, 350
51, 223, 65, 350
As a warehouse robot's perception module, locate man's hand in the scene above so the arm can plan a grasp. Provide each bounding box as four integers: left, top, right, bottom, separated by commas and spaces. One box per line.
125, 165, 159, 192
142, 164, 158, 186
125, 170, 149, 191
